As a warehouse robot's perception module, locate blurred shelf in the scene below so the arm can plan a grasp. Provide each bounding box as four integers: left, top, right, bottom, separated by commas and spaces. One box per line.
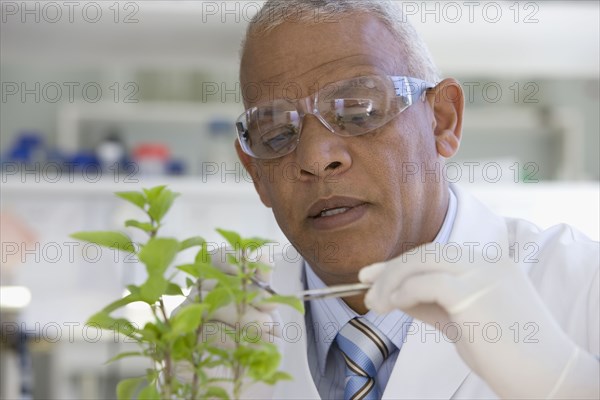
57, 101, 242, 153
1, 176, 256, 197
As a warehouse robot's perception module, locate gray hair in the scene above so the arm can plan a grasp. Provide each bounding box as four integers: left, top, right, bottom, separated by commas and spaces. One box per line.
240, 0, 440, 83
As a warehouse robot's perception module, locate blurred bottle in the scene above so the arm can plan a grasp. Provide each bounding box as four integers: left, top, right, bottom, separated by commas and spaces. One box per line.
69, 152, 100, 173
95, 129, 127, 174
133, 143, 170, 176
4, 131, 46, 166
166, 159, 186, 176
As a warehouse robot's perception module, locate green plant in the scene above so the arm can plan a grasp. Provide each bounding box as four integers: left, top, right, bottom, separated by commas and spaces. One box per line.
71, 185, 303, 399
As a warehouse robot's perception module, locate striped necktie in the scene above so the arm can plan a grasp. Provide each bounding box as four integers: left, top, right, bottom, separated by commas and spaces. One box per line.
335, 317, 396, 400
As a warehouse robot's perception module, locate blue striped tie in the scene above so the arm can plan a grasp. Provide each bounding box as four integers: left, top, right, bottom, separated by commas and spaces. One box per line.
335, 317, 396, 400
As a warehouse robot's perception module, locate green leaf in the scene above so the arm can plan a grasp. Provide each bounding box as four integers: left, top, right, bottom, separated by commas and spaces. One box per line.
177, 264, 200, 278
205, 345, 230, 360
262, 370, 293, 385
171, 334, 193, 360
185, 277, 195, 288
168, 304, 205, 337
70, 231, 135, 253
143, 186, 166, 202
137, 383, 160, 400
236, 343, 281, 381
126, 285, 141, 295
138, 238, 180, 275
261, 295, 305, 314
147, 187, 178, 223
145, 369, 158, 385
216, 228, 241, 249
204, 386, 230, 399
195, 242, 211, 264
116, 376, 144, 400
102, 293, 142, 314
115, 191, 146, 210
139, 275, 168, 304
105, 351, 143, 365
203, 287, 233, 312
125, 220, 154, 233
138, 323, 161, 342
87, 311, 116, 330
87, 312, 138, 338
165, 282, 183, 296
197, 263, 236, 285
179, 236, 205, 251
138, 238, 179, 304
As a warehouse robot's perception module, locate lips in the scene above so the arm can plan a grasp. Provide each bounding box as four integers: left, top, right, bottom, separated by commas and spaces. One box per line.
307, 196, 368, 219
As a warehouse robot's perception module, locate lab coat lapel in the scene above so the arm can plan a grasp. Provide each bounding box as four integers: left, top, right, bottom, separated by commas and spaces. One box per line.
382, 325, 470, 399
383, 184, 510, 399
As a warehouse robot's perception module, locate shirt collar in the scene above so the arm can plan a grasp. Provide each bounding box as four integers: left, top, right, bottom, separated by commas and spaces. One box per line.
305, 186, 458, 374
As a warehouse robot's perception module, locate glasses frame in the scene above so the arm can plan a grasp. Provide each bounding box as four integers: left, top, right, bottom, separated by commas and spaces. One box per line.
236, 75, 435, 160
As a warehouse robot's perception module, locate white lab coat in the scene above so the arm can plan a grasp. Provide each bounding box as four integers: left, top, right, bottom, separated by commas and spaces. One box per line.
268, 184, 600, 399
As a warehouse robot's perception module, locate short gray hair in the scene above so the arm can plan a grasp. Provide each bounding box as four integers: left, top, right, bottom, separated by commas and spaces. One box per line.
240, 0, 440, 83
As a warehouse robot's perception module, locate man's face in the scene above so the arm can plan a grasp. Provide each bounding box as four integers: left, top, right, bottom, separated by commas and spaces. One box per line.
239, 14, 458, 285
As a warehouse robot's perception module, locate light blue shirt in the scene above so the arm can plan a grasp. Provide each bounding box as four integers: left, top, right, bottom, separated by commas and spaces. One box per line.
304, 187, 457, 399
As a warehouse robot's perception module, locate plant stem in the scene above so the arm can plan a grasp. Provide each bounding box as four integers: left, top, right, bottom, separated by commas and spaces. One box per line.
232, 248, 251, 400
158, 299, 173, 399
191, 278, 204, 400
149, 216, 157, 238
159, 298, 169, 323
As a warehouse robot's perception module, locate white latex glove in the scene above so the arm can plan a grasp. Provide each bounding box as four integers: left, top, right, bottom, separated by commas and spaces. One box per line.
359, 243, 600, 400
173, 247, 283, 399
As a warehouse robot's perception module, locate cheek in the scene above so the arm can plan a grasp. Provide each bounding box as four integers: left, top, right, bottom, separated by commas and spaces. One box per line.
359, 117, 435, 209
254, 163, 297, 218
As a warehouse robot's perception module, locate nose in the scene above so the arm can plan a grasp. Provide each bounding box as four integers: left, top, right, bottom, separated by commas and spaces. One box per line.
293, 113, 352, 180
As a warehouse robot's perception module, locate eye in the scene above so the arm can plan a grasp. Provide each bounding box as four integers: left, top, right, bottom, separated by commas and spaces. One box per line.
331, 99, 378, 127
262, 124, 299, 153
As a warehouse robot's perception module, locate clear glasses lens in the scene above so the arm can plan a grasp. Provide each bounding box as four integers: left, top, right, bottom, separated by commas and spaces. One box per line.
236, 75, 415, 159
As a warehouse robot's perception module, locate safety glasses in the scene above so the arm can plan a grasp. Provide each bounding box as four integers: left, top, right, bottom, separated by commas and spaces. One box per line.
235, 75, 434, 160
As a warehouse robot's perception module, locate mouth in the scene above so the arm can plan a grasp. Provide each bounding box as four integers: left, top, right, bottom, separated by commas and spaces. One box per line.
316, 207, 353, 218
307, 196, 369, 230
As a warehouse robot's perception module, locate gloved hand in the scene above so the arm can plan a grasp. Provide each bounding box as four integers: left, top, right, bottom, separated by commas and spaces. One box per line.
359, 243, 600, 399
173, 246, 283, 399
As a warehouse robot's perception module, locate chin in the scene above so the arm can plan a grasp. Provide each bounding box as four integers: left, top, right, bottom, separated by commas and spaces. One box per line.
297, 235, 386, 283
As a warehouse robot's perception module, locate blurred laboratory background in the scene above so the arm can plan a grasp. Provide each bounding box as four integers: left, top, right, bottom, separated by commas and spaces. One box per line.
1, 1, 599, 398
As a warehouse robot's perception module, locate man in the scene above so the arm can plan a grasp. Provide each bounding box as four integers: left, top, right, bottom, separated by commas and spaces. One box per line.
211, 1, 599, 398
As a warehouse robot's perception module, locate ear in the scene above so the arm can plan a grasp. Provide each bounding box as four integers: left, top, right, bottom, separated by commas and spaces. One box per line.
234, 140, 273, 208
427, 78, 464, 158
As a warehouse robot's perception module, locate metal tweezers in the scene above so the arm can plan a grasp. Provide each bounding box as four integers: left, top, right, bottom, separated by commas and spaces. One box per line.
251, 277, 371, 301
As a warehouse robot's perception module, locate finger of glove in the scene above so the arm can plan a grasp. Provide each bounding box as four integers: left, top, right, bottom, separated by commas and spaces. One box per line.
366, 272, 459, 314
358, 262, 387, 284
209, 300, 282, 339
361, 245, 469, 289
364, 261, 460, 313
209, 247, 239, 275
250, 288, 279, 313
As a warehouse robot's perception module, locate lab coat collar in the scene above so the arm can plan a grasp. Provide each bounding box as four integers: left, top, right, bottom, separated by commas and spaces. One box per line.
448, 183, 510, 254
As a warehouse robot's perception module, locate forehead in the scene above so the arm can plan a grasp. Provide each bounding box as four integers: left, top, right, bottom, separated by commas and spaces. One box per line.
240, 13, 407, 104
